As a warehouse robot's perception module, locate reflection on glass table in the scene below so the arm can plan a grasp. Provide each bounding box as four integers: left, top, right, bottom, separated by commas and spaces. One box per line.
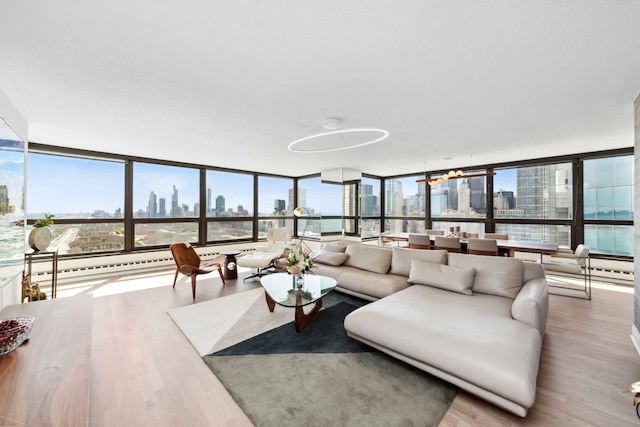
259, 273, 337, 332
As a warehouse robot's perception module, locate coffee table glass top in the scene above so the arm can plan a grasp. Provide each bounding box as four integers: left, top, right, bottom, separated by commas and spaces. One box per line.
260, 273, 337, 308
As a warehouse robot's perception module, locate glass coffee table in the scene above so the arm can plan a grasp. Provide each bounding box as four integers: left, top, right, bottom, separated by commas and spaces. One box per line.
259, 273, 337, 332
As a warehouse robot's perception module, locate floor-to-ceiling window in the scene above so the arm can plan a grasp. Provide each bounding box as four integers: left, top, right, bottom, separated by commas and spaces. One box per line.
494, 162, 573, 248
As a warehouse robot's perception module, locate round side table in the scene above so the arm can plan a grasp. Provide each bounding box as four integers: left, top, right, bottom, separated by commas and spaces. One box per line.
220, 250, 241, 280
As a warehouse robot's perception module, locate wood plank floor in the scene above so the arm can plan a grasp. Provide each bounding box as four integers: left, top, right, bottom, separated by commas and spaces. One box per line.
54, 269, 640, 426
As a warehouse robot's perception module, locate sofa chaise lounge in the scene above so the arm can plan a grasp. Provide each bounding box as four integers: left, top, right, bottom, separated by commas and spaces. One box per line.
312, 243, 548, 417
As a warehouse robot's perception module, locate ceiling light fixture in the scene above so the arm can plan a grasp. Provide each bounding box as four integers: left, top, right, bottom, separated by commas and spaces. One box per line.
416, 170, 496, 186
288, 125, 389, 153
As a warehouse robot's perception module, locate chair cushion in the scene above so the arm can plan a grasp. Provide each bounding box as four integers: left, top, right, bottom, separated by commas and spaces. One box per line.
408, 259, 475, 295
389, 247, 447, 277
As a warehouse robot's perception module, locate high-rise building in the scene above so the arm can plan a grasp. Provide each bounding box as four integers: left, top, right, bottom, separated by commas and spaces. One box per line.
215, 195, 225, 217
361, 183, 378, 216
457, 179, 471, 213
148, 191, 157, 217
206, 188, 212, 215
159, 198, 166, 217
0, 185, 8, 214
274, 199, 285, 214
170, 185, 180, 217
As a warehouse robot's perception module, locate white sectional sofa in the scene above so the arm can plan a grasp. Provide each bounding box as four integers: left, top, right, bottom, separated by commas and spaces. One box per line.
312, 243, 548, 417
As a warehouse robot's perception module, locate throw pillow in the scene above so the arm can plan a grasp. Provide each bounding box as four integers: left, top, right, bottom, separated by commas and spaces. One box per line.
313, 251, 349, 266
447, 253, 524, 299
323, 243, 348, 253
389, 247, 448, 276
407, 260, 475, 295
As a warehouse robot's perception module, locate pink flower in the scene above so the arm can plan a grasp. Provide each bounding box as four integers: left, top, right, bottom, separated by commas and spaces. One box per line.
290, 265, 301, 276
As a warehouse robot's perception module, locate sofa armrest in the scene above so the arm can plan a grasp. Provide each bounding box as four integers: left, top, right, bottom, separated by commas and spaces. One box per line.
511, 278, 549, 337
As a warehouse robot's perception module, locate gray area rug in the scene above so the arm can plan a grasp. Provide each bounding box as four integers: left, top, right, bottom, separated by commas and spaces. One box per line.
200, 296, 457, 427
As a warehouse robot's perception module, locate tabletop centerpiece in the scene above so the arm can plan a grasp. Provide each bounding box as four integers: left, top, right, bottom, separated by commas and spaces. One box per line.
286, 246, 313, 287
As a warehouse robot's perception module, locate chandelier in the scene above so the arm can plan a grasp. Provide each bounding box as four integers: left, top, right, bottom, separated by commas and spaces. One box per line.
417, 170, 496, 186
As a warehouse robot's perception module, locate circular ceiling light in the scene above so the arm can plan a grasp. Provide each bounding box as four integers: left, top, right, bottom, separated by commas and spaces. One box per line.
288, 128, 389, 153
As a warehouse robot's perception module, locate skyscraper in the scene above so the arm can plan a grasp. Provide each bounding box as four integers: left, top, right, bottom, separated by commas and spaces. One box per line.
215, 195, 225, 217
148, 191, 157, 217
170, 185, 180, 217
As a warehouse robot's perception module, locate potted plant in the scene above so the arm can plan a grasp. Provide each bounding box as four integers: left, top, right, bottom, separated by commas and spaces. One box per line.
28, 214, 54, 251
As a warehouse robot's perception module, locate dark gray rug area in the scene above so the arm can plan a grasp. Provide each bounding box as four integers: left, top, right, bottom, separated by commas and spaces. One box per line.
203, 297, 458, 427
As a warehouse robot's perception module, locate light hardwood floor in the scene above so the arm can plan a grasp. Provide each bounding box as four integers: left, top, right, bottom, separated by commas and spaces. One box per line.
52, 269, 640, 426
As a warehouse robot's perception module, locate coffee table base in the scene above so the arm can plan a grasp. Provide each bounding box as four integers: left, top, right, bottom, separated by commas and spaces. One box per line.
264, 291, 322, 332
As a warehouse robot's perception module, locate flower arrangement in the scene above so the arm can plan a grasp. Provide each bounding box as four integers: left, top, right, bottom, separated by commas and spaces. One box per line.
286, 247, 313, 277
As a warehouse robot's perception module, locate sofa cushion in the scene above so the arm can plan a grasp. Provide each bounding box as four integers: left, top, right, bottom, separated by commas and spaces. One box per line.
408, 259, 475, 295
313, 251, 349, 266
448, 253, 524, 299
323, 243, 348, 253
389, 247, 447, 277
344, 245, 392, 274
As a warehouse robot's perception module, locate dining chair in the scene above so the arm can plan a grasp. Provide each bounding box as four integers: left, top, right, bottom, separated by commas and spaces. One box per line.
466, 238, 499, 256
484, 233, 509, 240
170, 243, 225, 299
434, 236, 461, 253
426, 229, 445, 236
408, 233, 431, 250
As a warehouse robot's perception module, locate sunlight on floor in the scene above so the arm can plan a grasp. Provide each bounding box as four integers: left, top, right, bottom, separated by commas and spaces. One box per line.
52, 266, 256, 298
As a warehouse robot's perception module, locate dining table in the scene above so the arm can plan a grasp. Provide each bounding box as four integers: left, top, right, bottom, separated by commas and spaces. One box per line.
379, 232, 558, 258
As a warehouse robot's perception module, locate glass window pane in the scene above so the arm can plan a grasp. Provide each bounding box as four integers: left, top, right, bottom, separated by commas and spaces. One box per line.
361, 219, 381, 238
207, 220, 253, 240
430, 171, 486, 218
206, 170, 253, 217
134, 162, 199, 218
495, 224, 571, 249
258, 176, 294, 216
584, 224, 633, 256
596, 158, 613, 187
361, 178, 381, 217
386, 176, 426, 217
28, 153, 124, 219
258, 218, 293, 239
384, 219, 426, 234
614, 156, 633, 186
494, 164, 572, 220
431, 221, 485, 237
28, 222, 125, 254
321, 182, 342, 216
583, 155, 634, 222
134, 222, 198, 247
297, 176, 321, 216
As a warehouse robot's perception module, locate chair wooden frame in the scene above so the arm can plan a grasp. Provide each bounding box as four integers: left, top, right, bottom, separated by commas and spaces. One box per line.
171, 243, 225, 299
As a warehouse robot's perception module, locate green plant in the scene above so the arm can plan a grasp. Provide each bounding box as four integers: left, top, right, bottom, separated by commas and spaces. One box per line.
33, 214, 54, 228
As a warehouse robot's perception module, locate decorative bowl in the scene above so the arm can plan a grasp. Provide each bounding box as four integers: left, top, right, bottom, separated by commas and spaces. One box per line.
0, 316, 35, 355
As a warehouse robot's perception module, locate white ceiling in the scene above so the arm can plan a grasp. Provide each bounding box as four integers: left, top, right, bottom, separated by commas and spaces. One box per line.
1, 1, 639, 177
